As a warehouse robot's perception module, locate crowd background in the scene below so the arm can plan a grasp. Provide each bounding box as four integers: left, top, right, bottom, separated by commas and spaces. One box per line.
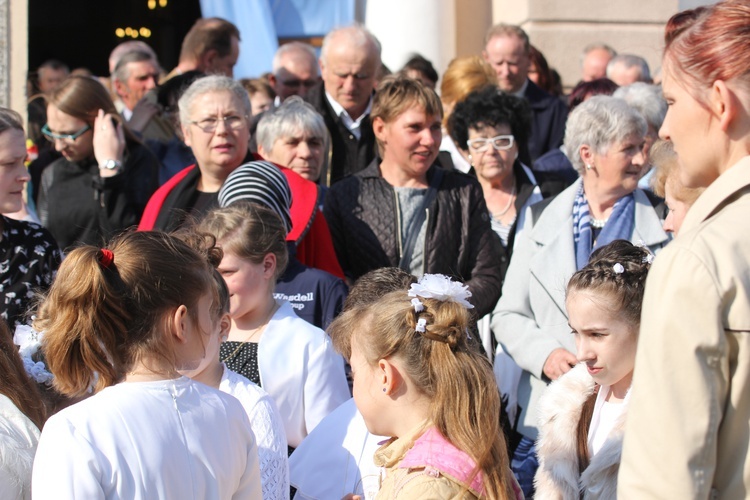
0, 0, 747, 498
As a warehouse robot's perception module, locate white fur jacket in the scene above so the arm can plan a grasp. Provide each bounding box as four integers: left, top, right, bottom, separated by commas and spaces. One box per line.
534, 364, 627, 500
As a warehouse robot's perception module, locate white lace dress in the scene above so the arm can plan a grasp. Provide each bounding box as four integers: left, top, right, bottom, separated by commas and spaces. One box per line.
220, 365, 290, 499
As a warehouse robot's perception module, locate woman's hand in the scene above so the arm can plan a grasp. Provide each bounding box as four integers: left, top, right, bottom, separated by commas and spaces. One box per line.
93, 109, 126, 178
341, 494, 361, 500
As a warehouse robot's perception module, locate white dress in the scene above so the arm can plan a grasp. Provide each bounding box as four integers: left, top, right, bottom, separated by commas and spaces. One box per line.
259, 300, 350, 448
32, 377, 262, 499
220, 365, 289, 500
0, 394, 40, 500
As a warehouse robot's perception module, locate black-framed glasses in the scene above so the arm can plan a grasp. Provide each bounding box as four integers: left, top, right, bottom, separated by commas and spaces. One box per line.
41, 123, 91, 144
467, 134, 515, 152
189, 115, 248, 133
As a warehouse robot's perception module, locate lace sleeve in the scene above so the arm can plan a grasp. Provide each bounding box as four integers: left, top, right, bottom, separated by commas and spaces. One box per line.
248, 394, 290, 500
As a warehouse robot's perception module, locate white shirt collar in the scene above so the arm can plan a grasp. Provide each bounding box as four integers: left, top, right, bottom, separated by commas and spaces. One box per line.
325, 91, 373, 140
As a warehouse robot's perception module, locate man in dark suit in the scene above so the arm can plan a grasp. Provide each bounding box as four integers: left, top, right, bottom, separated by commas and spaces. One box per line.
483, 24, 567, 163
304, 25, 381, 184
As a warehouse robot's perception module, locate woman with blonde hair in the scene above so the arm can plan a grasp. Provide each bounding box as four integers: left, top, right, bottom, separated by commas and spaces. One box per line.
619, 2, 750, 496
38, 75, 159, 250
439, 56, 498, 172
324, 75, 503, 317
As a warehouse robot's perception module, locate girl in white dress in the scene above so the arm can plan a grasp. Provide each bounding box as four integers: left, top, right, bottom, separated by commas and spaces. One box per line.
31, 231, 262, 499
198, 202, 349, 449
534, 240, 653, 499
185, 268, 290, 500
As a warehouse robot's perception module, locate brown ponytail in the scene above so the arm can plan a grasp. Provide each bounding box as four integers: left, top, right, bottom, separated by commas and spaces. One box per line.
35, 231, 221, 396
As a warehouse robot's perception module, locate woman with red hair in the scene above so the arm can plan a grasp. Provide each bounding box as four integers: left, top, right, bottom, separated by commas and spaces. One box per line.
619, 2, 750, 497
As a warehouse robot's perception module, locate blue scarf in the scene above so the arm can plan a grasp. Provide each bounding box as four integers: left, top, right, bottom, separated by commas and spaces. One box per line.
573, 186, 635, 270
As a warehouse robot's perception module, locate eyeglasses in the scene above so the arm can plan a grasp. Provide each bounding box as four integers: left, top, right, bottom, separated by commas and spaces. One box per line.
189, 115, 247, 133
279, 78, 318, 89
467, 135, 515, 152
41, 123, 91, 144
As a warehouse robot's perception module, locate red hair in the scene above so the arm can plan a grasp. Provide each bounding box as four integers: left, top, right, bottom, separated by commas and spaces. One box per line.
664, 1, 750, 101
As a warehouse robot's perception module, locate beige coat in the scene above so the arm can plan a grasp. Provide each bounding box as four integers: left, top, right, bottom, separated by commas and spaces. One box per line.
374, 421, 480, 500
619, 156, 750, 499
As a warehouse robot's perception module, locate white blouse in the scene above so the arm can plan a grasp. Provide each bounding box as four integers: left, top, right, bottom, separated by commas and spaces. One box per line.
32, 377, 262, 499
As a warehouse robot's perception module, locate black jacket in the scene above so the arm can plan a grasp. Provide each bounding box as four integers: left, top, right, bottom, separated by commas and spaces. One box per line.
38, 141, 159, 250
323, 159, 504, 317
304, 82, 376, 184
524, 80, 568, 162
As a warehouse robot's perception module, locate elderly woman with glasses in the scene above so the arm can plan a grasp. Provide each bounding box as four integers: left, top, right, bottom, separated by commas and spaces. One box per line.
139, 75, 253, 232
490, 95, 670, 494
324, 75, 503, 316
37, 75, 159, 250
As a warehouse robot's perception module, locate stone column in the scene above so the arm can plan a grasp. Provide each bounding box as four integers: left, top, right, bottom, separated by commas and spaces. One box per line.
0, 0, 28, 114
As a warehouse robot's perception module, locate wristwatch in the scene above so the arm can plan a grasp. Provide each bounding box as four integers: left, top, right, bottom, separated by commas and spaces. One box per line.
100, 159, 122, 171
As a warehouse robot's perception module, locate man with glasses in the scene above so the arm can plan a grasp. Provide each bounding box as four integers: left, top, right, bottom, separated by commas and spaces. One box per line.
248, 42, 319, 152
269, 42, 319, 104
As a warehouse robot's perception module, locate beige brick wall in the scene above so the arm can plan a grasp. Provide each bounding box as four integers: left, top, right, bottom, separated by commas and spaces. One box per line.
480, 0, 683, 88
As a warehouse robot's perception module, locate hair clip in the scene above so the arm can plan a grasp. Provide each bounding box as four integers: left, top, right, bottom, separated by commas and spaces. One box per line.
408, 274, 474, 309
642, 254, 655, 264
99, 248, 114, 268
415, 318, 427, 333
613, 263, 625, 274
411, 297, 424, 313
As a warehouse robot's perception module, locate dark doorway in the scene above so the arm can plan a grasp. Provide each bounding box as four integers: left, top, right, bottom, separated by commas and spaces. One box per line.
28, 0, 202, 76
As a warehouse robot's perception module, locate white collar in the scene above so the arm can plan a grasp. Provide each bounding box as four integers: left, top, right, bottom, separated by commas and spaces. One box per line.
325, 91, 372, 125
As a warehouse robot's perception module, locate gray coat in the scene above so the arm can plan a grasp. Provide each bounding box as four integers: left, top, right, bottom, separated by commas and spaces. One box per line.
491, 178, 669, 438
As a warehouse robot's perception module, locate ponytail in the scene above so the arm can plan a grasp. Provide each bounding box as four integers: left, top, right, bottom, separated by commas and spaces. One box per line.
329, 286, 516, 499
36, 231, 220, 397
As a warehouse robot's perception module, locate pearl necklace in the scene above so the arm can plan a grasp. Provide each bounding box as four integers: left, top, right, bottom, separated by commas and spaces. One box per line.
590, 217, 609, 228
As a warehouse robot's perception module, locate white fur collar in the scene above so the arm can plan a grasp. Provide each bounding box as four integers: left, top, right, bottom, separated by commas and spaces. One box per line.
534, 364, 628, 500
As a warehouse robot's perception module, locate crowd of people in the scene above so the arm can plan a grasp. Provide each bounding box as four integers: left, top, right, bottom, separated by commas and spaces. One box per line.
2, 1, 750, 498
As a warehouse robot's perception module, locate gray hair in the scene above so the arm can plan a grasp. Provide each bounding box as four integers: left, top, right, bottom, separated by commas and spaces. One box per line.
580, 43, 617, 63
109, 41, 157, 73
613, 82, 667, 131
320, 24, 381, 65
178, 75, 251, 125
606, 54, 651, 83
564, 95, 647, 174
272, 42, 318, 75
112, 51, 159, 85
484, 23, 530, 53
256, 96, 327, 152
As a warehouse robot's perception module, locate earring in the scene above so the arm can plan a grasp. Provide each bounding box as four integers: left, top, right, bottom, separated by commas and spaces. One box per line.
586, 164, 593, 170
382, 387, 386, 393
467, 154, 473, 167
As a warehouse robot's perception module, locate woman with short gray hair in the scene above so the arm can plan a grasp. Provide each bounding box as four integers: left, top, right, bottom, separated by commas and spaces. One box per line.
256, 96, 327, 182
140, 75, 253, 231
490, 94, 670, 492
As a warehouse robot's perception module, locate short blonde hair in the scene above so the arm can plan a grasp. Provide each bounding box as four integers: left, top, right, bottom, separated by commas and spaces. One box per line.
371, 75, 443, 155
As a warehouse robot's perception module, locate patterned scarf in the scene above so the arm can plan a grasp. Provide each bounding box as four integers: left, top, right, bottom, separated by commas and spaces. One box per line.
572, 185, 636, 269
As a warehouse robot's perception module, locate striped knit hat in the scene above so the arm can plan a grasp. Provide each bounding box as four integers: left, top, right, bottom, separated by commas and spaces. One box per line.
218, 160, 293, 233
